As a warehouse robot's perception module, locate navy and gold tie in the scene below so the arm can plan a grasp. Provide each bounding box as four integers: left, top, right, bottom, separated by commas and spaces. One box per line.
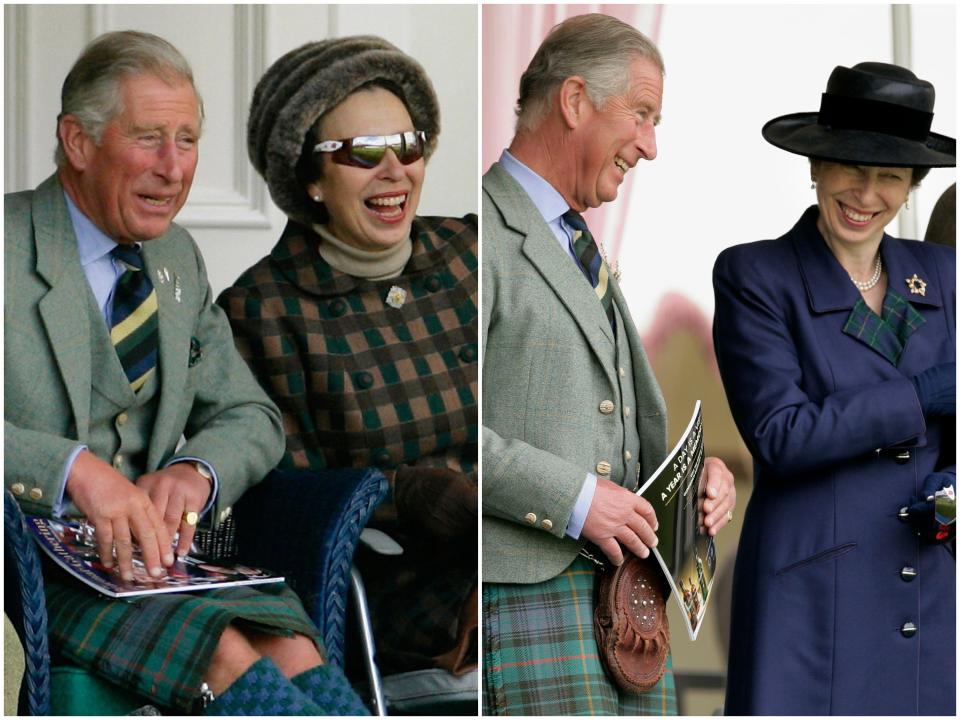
110, 245, 158, 391
563, 209, 616, 332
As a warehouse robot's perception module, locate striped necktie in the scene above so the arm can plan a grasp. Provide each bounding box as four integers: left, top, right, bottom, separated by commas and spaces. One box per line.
562, 209, 616, 332
110, 244, 159, 391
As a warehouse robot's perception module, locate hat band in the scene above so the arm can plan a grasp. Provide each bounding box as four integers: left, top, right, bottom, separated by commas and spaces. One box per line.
818, 93, 933, 142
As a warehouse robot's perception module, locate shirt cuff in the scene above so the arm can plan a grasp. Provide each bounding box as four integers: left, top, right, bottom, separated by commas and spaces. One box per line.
164, 457, 219, 518
565, 473, 597, 539
55, 444, 88, 517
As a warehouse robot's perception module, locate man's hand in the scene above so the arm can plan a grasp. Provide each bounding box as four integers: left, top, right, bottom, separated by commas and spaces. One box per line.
581, 477, 659, 566
66, 450, 173, 581
137, 463, 213, 559
698, 456, 736, 536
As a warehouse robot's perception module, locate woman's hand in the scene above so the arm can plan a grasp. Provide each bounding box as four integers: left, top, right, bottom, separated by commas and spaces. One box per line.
699, 456, 737, 536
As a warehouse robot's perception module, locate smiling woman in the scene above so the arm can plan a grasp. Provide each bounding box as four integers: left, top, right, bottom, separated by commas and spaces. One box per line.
217, 36, 478, 683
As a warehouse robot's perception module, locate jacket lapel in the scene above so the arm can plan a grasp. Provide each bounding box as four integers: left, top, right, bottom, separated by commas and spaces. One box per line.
33, 175, 93, 439
484, 163, 616, 362
142, 236, 192, 466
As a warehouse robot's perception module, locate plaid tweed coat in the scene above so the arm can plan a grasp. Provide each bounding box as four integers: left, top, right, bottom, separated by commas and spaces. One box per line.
218, 215, 478, 675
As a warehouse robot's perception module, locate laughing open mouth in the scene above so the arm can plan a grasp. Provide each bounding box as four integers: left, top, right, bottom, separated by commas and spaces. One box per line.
365, 193, 408, 219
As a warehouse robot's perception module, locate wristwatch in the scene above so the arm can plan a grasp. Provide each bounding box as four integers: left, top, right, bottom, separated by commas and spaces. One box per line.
192, 461, 214, 484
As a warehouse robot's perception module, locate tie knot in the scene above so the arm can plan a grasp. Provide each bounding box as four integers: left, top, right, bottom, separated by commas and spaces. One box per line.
562, 209, 590, 235
111, 244, 144, 271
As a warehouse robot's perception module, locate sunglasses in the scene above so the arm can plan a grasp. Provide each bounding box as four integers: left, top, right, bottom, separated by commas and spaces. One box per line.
313, 130, 427, 169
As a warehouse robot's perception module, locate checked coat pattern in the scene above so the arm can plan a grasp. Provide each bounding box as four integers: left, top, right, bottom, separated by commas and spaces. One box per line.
218, 215, 478, 675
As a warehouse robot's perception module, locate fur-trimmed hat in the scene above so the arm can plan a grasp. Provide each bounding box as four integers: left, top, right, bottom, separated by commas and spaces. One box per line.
248, 36, 440, 226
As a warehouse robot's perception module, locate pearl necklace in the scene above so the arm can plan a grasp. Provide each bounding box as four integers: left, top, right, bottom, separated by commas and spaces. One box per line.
850, 254, 882, 291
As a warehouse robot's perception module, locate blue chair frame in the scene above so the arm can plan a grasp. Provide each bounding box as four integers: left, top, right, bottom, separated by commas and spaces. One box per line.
4, 466, 387, 715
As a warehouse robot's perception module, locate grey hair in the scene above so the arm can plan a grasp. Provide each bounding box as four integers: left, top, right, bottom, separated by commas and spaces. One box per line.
55, 30, 204, 166
515, 13, 664, 134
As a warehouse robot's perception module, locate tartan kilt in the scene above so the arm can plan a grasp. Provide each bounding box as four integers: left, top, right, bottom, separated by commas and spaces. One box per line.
44, 566, 321, 711
483, 555, 677, 716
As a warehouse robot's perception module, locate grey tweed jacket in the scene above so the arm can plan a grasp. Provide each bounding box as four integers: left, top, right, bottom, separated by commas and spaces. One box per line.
482, 161, 667, 584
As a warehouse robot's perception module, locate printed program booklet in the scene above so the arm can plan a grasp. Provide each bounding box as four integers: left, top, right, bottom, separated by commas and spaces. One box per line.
637, 401, 717, 640
28, 516, 283, 598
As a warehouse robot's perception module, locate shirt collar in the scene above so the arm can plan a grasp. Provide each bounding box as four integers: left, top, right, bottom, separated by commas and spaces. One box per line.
499, 149, 570, 226
63, 190, 119, 267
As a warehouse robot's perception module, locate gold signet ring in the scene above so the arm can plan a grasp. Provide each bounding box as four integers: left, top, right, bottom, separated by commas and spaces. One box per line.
182, 511, 199, 527
726, 510, 734, 522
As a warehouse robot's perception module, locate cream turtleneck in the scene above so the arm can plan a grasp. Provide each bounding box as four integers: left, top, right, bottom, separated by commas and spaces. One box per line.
313, 224, 412, 280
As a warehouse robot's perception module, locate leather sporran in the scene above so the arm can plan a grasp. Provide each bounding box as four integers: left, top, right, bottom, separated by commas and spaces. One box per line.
593, 553, 670, 693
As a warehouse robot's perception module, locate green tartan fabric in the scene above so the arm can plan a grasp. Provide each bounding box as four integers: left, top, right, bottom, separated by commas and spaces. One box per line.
45, 567, 321, 712
483, 555, 677, 716
842, 289, 926, 366
218, 215, 478, 676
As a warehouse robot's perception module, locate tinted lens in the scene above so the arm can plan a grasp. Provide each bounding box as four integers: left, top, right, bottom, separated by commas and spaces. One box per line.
342, 131, 425, 168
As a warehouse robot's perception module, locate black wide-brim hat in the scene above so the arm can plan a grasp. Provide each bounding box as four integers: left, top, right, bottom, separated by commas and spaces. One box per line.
762, 62, 955, 168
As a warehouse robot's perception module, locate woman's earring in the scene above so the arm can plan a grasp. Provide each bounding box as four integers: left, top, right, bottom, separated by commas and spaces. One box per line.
810, 180, 816, 190
312, 194, 322, 203
905, 198, 910, 210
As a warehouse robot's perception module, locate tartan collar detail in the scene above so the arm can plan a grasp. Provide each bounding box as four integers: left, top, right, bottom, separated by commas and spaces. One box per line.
842, 289, 927, 366
269, 217, 456, 297
792, 205, 942, 314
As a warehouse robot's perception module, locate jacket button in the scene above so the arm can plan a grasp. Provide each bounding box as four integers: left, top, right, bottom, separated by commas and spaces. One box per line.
29, 488, 43, 501
354, 371, 374, 389
599, 400, 614, 414
328, 299, 347, 317
624, 406, 631, 418
898, 506, 910, 522
11, 483, 25, 496
425, 275, 442, 292
113, 454, 123, 469
900, 622, 917, 638
900, 566, 917, 582
619, 367, 626, 377
372, 449, 392, 467
540, 518, 553, 531
116, 412, 128, 426
596, 461, 612, 476
523, 512, 537, 525
459, 345, 477, 363
624, 450, 632, 461
894, 450, 911, 464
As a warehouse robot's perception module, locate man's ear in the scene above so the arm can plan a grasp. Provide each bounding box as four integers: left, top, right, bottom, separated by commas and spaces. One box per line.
58, 115, 93, 171
557, 76, 589, 130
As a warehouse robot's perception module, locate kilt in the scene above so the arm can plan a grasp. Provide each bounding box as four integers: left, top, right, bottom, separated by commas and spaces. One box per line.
45, 566, 321, 711
482, 555, 677, 716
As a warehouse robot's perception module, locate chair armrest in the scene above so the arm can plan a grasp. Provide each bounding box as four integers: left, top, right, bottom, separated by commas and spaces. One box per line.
233, 467, 388, 668
4, 491, 51, 715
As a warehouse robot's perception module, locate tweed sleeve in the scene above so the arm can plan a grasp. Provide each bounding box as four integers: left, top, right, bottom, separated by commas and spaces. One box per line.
170, 238, 285, 515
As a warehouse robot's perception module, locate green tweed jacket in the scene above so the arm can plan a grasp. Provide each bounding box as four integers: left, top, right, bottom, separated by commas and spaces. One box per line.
482, 162, 667, 584
4, 173, 284, 524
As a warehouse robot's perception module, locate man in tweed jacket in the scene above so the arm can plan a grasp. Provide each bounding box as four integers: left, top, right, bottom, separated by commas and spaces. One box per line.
5, 31, 367, 715
482, 14, 737, 715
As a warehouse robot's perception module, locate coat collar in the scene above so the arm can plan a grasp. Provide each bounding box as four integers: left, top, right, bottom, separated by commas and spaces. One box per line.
268, 216, 452, 298
792, 204, 942, 313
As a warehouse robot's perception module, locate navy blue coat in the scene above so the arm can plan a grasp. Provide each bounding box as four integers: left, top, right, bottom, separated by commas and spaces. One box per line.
713, 207, 955, 715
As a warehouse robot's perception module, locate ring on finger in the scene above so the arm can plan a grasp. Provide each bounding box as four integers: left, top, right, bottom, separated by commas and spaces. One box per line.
181, 510, 199, 527
726, 509, 734, 522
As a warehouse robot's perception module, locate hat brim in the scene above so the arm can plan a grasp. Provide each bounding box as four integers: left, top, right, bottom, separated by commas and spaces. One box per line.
763, 112, 956, 168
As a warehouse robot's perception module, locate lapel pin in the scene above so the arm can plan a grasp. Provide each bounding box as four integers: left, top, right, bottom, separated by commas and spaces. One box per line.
385, 285, 407, 309
905, 273, 926, 297
174, 275, 182, 303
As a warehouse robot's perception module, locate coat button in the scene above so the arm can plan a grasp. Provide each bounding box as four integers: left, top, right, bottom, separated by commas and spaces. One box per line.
599, 400, 614, 414
596, 461, 612, 476
116, 412, 128, 426
625, 450, 632, 461
372, 449, 392, 467
328, 299, 347, 317
619, 367, 626, 377
540, 519, 553, 531
524, 512, 537, 525
900, 566, 917, 582
354, 371, 374, 389
459, 345, 477, 363
113, 454, 123, 469
624, 406, 631, 418
900, 622, 917, 638
425, 275, 442, 292
894, 450, 911, 464
11, 483, 25, 496
29, 488, 43, 501
898, 506, 910, 522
